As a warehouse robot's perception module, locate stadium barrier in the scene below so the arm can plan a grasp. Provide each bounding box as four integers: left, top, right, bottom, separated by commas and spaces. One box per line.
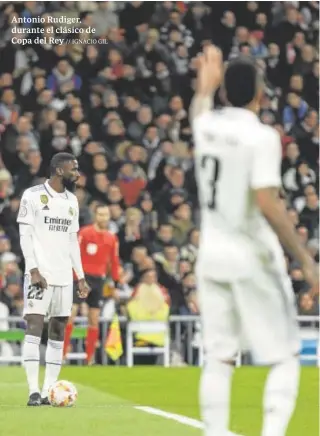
0, 315, 318, 366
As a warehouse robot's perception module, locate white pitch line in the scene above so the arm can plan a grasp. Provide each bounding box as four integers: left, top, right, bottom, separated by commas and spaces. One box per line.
135, 408, 243, 436
135, 406, 204, 429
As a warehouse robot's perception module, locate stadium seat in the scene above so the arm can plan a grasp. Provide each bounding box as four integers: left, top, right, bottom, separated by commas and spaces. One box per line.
300, 328, 319, 366
126, 321, 170, 367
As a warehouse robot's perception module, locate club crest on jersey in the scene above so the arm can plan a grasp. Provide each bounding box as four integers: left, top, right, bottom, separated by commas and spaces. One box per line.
69, 207, 74, 216
18, 206, 27, 217
40, 194, 48, 205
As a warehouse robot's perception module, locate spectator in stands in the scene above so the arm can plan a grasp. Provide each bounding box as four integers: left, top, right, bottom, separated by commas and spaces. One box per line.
118, 207, 144, 262
116, 162, 147, 207
47, 59, 82, 95
149, 222, 176, 254
298, 292, 319, 316
169, 202, 194, 246
180, 227, 199, 266
126, 268, 170, 364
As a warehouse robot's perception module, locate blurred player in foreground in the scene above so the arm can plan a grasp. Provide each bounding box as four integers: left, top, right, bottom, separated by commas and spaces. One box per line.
17, 152, 89, 406
63, 203, 120, 364
191, 46, 318, 436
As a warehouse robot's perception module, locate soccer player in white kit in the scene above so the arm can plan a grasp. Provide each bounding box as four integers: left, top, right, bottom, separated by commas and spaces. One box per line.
191, 47, 319, 436
17, 152, 90, 406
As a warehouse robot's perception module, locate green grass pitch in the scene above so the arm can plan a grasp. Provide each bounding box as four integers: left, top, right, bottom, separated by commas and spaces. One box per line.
0, 366, 318, 436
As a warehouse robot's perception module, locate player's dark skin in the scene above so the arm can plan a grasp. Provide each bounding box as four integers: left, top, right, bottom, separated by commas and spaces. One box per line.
26, 159, 90, 343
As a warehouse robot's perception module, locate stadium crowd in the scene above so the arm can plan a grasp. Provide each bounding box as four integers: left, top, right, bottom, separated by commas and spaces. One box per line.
0, 1, 319, 358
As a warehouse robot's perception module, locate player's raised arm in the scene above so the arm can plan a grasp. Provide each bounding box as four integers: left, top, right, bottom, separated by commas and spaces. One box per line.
252, 129, 318, 295
17, 193, 47, 289
189, 45, 223, 123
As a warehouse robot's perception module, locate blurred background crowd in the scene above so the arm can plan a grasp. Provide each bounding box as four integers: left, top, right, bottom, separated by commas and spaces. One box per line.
0, 1, 319, 349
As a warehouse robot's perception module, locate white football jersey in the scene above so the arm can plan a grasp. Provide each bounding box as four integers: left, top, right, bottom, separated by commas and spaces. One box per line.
17, 180, 79, 286
193, 107, 286, 281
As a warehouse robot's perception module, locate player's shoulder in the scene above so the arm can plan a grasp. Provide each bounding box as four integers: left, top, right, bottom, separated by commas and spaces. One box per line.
105, 229, 118, 242
252, 122, 281, 152
110, 231, 119, 242
192, 109, 215, 127
257, 122, 280, 141
22, 183, 46, 199
66, 190, 78, 204
79, 224, 93, 235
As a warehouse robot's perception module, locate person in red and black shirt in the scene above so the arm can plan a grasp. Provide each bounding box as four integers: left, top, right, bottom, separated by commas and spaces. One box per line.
63, 204, 120, 363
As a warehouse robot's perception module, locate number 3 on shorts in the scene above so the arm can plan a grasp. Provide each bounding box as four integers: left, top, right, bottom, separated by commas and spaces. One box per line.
27, 285, 44, 301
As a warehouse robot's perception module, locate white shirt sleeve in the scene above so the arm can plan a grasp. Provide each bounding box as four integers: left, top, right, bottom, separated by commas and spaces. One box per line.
17, 191, 36, 226
70, 233, 84, 280
69, 199, 84, 280
189, 95, 213, 125
19, 224, 38, 272
70, 200, 80, 233
250, 128, 282, 189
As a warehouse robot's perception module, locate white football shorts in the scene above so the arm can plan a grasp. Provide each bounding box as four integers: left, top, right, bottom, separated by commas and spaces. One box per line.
23, 274, 73, 318
197, 265, 300, 365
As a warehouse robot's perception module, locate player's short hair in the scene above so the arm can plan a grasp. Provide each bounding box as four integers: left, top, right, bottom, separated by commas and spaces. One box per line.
163, 242, 177, 249
57, 57, 69, 64
224, 57, 261, 108
159, 222, 173, 229
49, 152, 76, 175
133, 245, 148, 252
94, 203, 109, 213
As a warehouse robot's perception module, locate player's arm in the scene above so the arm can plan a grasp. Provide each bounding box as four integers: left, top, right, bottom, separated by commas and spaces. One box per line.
69, 204, 85, 281
17, 194, 47, 289
189, 45, 222, 123
69, 233, 85, 281
110, 235, 121, 283
70, 232, 90, 298
77, 227, 86, 257
189, 94, 213, 122
251, 130, 318, 292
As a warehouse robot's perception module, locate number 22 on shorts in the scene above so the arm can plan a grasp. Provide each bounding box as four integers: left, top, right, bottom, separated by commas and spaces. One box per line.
27, 285, 44, 301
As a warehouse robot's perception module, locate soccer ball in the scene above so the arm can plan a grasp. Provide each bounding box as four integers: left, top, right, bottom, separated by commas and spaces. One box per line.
48, 380, 78, 407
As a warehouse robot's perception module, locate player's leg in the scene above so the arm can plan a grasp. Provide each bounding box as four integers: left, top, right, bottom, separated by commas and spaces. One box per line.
261, 354, 300, 436
233, 271, 300, 436
197, 275, 241, 436
41, 315, 68, 402
63, 304, 79, 358
85, 277, 103, 364
62, 282, 80, 358
22, 275, 52, 406
23, 314, 45, 406
41, 284, 73, 402
261, 274, 300, 436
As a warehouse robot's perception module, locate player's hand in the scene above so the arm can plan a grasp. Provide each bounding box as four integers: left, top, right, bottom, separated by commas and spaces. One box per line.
195, 45, 223, 96
301, 258, 319, 298
30, 269, 47, 289
77, 279, 90, 299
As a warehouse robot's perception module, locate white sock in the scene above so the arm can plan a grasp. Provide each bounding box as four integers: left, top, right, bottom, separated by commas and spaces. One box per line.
23, 335, 41, 396
200, 359, 234, 436
262, 357, 300, 436
41, 339, 63, 398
